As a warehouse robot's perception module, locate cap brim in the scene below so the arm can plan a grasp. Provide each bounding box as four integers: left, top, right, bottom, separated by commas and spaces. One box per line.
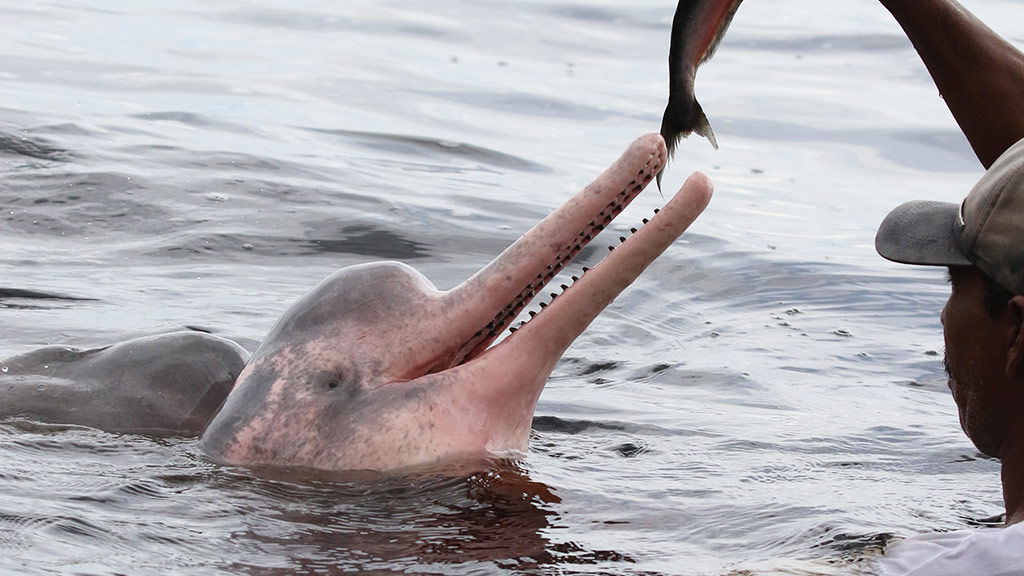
875, 200, 972, 266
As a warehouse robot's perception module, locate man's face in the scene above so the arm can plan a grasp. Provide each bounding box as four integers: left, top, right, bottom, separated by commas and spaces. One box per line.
941, 265, 1014, 458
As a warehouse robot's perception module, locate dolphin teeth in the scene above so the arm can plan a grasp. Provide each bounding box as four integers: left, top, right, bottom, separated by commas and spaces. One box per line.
619, 236, 626, 243
630, 228, 638, 234
607, 246, 615, 251
509, 327, 518, 333
582, 266, 590, 272
529, 311, 537, 317
560, 284, 568, 290
642, 218, 649, 224
654, 208, 660, 214
539, 302, 547, 308
571, 276, 578, 282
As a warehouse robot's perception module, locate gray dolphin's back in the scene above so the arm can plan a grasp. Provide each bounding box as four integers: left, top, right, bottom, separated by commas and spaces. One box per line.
0, 331, 248, 436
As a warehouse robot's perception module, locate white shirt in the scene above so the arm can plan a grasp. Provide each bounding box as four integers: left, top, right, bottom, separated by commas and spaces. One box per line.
873, 521, 1024, 575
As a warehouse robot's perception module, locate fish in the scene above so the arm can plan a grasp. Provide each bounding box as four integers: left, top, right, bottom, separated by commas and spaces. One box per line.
658, 0, 743, 188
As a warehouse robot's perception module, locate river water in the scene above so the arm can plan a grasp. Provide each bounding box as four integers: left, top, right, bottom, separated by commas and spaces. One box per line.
2, 0, 1022, 574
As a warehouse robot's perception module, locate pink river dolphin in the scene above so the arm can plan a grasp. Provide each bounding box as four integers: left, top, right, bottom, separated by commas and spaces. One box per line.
198, 133, 713, 472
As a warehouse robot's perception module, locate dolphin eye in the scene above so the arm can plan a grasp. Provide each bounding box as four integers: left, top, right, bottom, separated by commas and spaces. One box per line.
316, 370, 343, 390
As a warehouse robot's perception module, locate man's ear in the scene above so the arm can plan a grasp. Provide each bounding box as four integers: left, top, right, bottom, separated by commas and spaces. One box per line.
1006, 295, 1024, 378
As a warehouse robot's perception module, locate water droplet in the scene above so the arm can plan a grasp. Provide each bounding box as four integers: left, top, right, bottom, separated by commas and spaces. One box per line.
1, 365, 8, 373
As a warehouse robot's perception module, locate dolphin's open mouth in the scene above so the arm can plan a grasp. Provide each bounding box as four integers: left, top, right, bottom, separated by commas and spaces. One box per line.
428, 135, 670, 375
464, 158, 659, 362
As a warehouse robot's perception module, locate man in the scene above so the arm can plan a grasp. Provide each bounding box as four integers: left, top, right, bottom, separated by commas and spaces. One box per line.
874, 140, 1024, 574
868, 0, 1024, 573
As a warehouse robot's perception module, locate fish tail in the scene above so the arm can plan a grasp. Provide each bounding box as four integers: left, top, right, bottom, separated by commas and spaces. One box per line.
658, 98, 718, 190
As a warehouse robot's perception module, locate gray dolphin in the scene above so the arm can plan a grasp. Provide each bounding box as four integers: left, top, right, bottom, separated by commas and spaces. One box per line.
0, 332, 246, 436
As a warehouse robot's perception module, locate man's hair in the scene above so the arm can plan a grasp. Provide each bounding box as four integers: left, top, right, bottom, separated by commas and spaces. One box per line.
983, 271, 1016, 317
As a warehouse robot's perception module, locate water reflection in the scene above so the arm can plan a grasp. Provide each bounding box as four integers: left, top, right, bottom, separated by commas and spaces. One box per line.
206, 461, 613, 574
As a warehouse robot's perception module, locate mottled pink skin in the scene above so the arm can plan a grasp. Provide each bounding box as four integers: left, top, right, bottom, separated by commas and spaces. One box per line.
199, 134, 713, 472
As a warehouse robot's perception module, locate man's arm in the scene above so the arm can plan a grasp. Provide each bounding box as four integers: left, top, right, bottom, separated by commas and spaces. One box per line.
880, 0, 1024, 168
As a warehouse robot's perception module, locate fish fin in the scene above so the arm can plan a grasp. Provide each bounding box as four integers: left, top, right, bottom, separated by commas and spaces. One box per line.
658, 112, 679, 192
693, 102, 719, 150
658, 122, 679, 193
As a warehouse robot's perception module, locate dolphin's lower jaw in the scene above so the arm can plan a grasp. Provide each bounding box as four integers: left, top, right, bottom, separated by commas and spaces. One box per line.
200, 134, 712, 473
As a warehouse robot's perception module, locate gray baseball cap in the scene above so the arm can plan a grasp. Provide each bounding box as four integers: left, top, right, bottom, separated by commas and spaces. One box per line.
875, 136, 1024, 295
